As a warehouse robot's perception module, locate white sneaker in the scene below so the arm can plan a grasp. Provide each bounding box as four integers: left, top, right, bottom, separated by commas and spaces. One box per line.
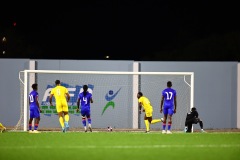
162, 130, 166, 134
28, 130, 33, 133
201, 129, 206, 133
32, 130, 41, 133
166, 130, 172, 134
88, 126, 92, 132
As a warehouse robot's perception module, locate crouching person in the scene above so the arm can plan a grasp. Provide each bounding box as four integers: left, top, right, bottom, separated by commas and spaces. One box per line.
184, 107, 206, 133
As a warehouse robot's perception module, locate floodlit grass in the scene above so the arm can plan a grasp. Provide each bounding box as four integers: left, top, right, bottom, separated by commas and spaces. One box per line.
0, 131, 240, 160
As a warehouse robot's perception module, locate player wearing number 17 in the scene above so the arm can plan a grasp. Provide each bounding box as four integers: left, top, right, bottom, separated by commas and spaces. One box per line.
160, 81, 177, 134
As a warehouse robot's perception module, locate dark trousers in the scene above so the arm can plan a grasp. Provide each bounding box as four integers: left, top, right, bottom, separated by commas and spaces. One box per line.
185, 115, 203, 132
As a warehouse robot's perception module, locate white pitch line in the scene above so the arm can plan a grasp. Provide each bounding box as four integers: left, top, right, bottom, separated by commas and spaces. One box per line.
0, 144, 239, 149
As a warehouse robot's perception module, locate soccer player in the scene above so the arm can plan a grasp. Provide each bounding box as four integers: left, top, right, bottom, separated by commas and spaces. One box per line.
28, 83, 42, 133
184, 107, 206, 133
49, 80, 70, 133
76, 85, 93, 132
160, 81, 177, 134
137, 92, 163, 133
0, 122, 6, 133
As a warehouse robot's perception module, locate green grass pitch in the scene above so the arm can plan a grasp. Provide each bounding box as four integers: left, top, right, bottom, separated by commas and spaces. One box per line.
0, 131, 240, 160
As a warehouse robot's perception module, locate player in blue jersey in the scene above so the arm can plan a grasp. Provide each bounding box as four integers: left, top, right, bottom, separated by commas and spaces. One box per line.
77, 85, 93, 132
160, 81, 177, 134
28, 83, 42, 133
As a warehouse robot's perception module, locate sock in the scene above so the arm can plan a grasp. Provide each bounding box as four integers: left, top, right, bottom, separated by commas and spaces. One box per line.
64, 114, 69, 123
87, 118, 91, 124
162, 123, 166, 130
168, 121, 172, 130
144, 120, 150, 131
34, 124, 38, 130
151, 119, 161, 124
59, 117, 64, 128
29, 124, 32, 130
82, 118, 87, 127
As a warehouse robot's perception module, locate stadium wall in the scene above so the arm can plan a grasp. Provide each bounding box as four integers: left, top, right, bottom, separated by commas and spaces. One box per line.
0, 58, 238, 130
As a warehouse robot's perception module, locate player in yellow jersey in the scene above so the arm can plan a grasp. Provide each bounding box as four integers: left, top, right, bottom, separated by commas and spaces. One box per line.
137, 92, 163, 133
49, 80, 70, 133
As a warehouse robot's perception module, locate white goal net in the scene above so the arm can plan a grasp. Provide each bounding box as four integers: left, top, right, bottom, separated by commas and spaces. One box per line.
17, 70, 194, 132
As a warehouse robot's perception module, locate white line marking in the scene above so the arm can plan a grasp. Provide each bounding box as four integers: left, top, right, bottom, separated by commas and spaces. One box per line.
0, 144, 239, 149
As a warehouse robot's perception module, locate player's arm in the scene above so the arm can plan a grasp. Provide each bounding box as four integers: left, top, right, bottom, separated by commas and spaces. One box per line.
90, 97, 93, 103
138, 102, 143, 114
76, 98, 80, 112
49, 94, 53, 106
66, 92, 70, 102
36, 96, 42, 113
193, 111, 198, 118
174, 95, 177, 113
160, 95, 164, 113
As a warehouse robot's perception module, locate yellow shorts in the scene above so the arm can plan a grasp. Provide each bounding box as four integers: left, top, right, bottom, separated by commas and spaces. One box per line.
56, 100, 69, 113
145, 108, 153, 117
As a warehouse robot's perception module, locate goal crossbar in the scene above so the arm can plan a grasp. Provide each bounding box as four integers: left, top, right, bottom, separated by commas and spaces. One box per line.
18, 70, 194, 131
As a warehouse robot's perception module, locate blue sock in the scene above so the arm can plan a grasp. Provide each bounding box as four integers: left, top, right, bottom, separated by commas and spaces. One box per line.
163, 123, 166, 130
82, 119, 86, 127
87, 118, 91, 124
29, 124, 32, 130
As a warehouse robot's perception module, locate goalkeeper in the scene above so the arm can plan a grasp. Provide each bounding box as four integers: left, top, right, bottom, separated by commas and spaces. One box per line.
0, 122, 6, 133
184, 107, 205, 133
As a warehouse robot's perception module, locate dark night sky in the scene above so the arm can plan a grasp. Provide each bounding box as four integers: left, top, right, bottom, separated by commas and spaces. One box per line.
1, 1, 239, 61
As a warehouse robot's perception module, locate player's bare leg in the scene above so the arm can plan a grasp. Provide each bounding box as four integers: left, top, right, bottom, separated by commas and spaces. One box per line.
166, 115, 172, 134
87, 115, 92, 132
58, 112, 65, 132
28, 118, 33, 133
144, 115, 151, 133
63, 111, 70, 131
162, 115, 167, 134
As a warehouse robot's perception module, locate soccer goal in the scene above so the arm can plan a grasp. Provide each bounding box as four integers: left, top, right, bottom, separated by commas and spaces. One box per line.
17, 70, 194, 132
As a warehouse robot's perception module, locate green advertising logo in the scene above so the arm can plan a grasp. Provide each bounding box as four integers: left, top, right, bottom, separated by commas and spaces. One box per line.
102, 88, 121, 115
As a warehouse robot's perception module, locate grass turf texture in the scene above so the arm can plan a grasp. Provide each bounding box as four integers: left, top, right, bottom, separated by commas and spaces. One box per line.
0, 131, 239, 160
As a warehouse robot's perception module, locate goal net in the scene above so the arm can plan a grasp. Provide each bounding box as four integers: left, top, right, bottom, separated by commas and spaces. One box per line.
17, 70, 194, 132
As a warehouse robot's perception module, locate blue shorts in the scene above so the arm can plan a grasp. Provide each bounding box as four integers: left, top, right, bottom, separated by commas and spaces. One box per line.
163, 106, 174, 116
81, 108, 90, 117
30, 106, 40, 118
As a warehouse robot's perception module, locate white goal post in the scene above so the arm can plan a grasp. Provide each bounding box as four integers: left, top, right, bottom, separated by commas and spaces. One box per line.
18, 70, 194, 132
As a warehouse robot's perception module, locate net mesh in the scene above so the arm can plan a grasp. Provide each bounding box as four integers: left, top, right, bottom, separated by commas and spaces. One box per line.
17, 71, 192, 131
